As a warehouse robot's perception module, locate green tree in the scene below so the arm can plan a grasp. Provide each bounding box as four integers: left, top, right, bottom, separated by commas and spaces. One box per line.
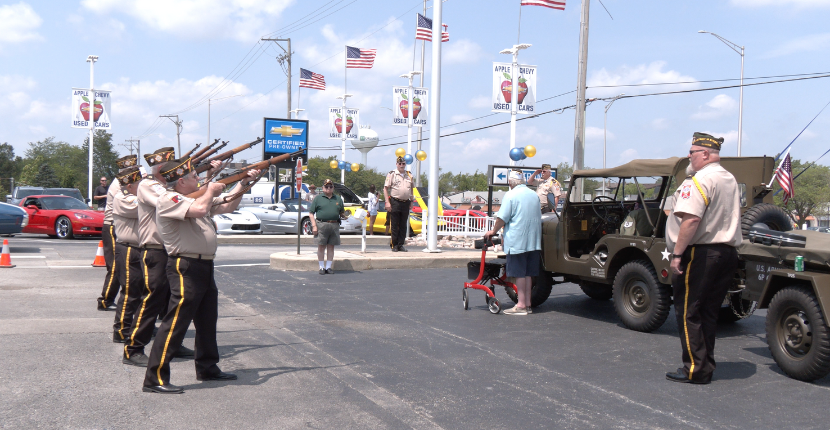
555, 161, 572, 182
82, 130, 121, 181
33, 163, 60, 187
23, 137, 87, 193
0, 143, 24, 197
304, 156, 386, 197
774, 159, 830, 229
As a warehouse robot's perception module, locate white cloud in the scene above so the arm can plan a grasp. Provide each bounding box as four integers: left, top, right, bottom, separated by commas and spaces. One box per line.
585, 126, 613, 141
67, 13, 126, 41
763, 33, 830, 58
0, 2, 43, 49
586, 61, 698, 98
468, 95, 490, 109
651, 118, 669, 130
731, 0, 830, 7
443, 39, 485, 64
80, 0, 294, 41
618, 149, 639, 164
691, 94, 737, 120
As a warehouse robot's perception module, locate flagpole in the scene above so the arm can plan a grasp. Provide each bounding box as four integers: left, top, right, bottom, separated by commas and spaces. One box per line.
517, 0, 523, 44
415, 0, 427, 187
342, 46, 347, 184
425, 0, 443, 253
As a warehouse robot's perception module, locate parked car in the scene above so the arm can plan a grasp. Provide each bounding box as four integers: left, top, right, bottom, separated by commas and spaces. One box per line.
18, 195, 104, 239
212, 211, 261, 234
0, 201, 29, 235
7, 187, 86, 206
240, 199, 364, 235
806, 226, 830, 233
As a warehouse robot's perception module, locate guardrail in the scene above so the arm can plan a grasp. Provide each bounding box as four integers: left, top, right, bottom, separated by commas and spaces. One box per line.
418, 211, 496, 237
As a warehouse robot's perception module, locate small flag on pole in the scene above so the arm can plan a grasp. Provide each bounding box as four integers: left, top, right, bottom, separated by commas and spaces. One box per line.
776, 153, 794, 204
299, 68, 326, 90
346, 46, 377, 69
415, 14, 449, 42
521, 0, 566, 10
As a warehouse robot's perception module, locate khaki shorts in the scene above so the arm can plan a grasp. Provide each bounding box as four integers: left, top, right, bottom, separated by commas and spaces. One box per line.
316, 221, 341, 246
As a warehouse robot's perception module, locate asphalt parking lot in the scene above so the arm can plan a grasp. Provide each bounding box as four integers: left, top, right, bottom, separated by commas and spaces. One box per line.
2, 235, 830, 429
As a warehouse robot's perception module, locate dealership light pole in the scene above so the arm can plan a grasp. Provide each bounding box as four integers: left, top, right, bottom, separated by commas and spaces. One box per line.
400, 71, 421, 156
499, 44, 531, 167
425, 0, 443, 253
699, 30, 744, 156
336, 94, 353, 184
86, 55, 98, 207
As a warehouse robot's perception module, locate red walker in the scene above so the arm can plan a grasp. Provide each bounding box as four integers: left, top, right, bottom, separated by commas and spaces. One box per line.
463, 237, 517, 314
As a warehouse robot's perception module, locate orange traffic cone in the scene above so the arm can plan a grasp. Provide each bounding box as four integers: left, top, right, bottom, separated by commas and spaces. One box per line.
0, 239, 15, 268
91, 241, 107, 267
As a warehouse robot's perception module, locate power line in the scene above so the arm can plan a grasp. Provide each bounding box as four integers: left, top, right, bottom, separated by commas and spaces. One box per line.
588, 71, 830, 89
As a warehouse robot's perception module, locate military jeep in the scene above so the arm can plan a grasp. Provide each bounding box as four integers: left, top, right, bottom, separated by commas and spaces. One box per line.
509, 156, 794, 334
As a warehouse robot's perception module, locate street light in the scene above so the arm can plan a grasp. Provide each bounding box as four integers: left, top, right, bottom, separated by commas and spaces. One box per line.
499, 43, 532, 166
208, 94, 243, 144
699, 30, 744, 156
603, 94, 624, 196
336, 94, 354, 184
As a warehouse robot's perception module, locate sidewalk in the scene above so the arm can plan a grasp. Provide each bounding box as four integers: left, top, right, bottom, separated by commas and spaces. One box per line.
270, 248, 494, 271
218, 234, 389, 245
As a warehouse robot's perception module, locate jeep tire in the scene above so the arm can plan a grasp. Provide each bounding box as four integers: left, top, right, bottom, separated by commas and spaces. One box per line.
741, 202, 792, 238
613, 260, 672, 332
504, 265, 553, 308
580, 281, 613, 301
766, 285, 830, 382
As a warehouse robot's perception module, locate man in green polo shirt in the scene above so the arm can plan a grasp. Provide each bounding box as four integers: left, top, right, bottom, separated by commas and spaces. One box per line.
308, 179, 346, 275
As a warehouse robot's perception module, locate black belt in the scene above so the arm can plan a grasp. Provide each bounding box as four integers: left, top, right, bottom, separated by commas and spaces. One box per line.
171, 253, 215, 260
391, 197, 410, 202
116, 241, 140, 248
317, 220, 339, 223
142, 244, 164, 250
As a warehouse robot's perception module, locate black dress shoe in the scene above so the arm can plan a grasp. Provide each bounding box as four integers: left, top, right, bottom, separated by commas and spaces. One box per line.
391, 246, 398, 252
143, 384, 184, 394
197, 371, 237, 381
113, 334, 127, 343
398, 246, 407, 252
325, 268, 334, 274
174, 345, 195, 358
152, 326, 158, 338
319, 268, 326, 275
665, 371, 691, 383
98, 303, 117, 311
123, 353, 149, 367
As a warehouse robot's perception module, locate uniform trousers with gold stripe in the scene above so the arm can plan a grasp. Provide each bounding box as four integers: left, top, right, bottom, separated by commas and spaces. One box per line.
671, 243, 738, 382
124, 248, 169, 359
144, 257, 220, 387
97, 224, 122, 308
112, 243, 146, 341
388, 198, 410, 248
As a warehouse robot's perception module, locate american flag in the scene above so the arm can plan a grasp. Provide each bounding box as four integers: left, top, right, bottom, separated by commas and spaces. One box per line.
346, 46, 377, 69
299, 68, 325, 90
776, 153, 794, 204
521, 0, 566, 10
415, 14, 449, 42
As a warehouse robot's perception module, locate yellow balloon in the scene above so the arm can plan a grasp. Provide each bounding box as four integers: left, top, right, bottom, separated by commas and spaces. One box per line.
329, 159, 339, 169
395, 148, 406, 158
524, 145, 537, 157
351, 163, 359, 172
415, 150, 427, 161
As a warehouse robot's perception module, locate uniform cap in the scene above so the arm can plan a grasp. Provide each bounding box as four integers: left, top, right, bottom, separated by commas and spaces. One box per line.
508, 169, 523, 181
116, 166, 142, 185
692, 132, 723, 150
144, 147, 176, 167
160, 158, 193, 183
322, 178, 334, 187
541, 163, 552, 170
116, 154, 138, 170
396, 156, 405, 164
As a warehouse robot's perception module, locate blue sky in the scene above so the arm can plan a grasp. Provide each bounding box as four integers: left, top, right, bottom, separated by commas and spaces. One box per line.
1, 0, 829, 179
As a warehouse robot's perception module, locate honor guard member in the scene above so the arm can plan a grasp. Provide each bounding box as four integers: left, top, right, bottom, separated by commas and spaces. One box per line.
665, 132, 742, 385
527, 163, 561, 213
123, 148, 196, 366
96, 154, 136, 311
143, 158, 260, 394
383, 156, 414, 252
111, 166, 147, 343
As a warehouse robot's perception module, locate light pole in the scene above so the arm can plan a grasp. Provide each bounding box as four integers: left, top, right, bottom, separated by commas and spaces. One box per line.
289, 108, 304, 118
499, 44, 532, 167
336, 94, 353, 184
85, 55, 98, 207
208, 94, 243, 145
699, 30, 744, 156
603, 93, 624, 196
399, 71, 422, 156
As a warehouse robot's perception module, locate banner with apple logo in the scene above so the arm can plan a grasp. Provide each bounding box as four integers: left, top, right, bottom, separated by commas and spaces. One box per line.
491, 63, 536, 115
70, 88, 112, 129
328, 107, 359, 140
391, 86, 428, 127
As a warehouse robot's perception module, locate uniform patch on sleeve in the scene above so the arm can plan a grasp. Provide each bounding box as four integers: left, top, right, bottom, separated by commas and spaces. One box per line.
151, 184, 166, 194
680, 184, 692, 199
170, 195, 181, 203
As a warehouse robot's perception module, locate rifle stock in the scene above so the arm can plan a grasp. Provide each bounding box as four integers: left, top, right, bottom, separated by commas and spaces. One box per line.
181, 142, 201, 159
192, 141, 227, 164
185, 150, 304, 200
194, 137, 263, 173
190, 138, 220, 161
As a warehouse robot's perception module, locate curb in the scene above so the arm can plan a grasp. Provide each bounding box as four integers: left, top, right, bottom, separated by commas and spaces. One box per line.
269, 250, 489, 272
218, 234, 391, 245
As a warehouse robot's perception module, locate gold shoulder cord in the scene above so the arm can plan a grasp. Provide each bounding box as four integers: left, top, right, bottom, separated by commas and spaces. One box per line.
691, 177, 709, 207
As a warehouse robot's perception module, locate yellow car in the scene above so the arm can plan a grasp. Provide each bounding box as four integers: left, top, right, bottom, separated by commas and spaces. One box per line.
341, 187, 442, 235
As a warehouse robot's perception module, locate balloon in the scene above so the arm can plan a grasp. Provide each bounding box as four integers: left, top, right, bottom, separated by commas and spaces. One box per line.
520, 152, 527, 160
415, 150, 427, 161
351, 163, 360, 172
509, 147, 524, 161
524, 145, 537, 158
338, 161, 347, 170
404, 154, 414, 165
330, 159, 339, 169
395, 148, 406, 158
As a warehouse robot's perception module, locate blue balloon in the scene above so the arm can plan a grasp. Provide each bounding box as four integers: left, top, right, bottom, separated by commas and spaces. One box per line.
338, 161, 347, 170
404, 154, 414, 165
520, 152, 528, 160
509, 147, 524, 161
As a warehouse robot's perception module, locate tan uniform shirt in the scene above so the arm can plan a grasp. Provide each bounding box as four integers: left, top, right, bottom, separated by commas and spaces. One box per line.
157, 190, 223, 257
535, 177, 561, 209
666, 162, 742, 251
136, 179, 167, 247
112, 189, 140, 246
384, 170, 413, 201
104, 181, 122, 224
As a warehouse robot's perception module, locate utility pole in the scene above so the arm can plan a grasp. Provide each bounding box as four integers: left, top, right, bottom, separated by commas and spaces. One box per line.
160, 114, 182, 156
123, 137, 141, 166
261, 38, 293, 118
571, 0, 591, 202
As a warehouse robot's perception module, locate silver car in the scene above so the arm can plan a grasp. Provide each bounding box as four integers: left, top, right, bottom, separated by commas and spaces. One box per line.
240, 200, 364, 235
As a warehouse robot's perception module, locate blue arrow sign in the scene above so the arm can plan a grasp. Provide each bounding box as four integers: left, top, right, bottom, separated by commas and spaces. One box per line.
497, 172, 506, 180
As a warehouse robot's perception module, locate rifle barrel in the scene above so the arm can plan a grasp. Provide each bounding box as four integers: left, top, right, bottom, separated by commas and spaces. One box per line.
185, 150, 304, 199
181, 142, 202, 159
192, 142, 227, 164
190, 139, 220, 160
198, 138, 262, 168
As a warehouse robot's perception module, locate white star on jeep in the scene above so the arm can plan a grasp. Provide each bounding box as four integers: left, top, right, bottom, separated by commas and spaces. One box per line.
661, 248, 671, 261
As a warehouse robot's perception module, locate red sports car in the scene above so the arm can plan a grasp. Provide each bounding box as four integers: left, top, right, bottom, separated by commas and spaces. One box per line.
18, 195, 104, 239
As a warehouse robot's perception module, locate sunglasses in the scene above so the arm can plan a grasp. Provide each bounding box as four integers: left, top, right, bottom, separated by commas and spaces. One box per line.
323, 185, 334, 189
396, 162, 405, 165
688, 149, 706, 156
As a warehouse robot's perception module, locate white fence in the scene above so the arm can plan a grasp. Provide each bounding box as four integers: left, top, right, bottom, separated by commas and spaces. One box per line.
420, 212, 496, 237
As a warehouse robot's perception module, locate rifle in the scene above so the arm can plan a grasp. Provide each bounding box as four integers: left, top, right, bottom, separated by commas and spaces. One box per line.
180, 142, 202, 159
192, 141, 227, 164
190, 139, 220, 162
186, 150, 304, 202
194, 137, 263, 173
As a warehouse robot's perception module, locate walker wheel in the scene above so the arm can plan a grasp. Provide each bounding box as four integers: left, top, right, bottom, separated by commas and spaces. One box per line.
462, 288, 469, 310
487, 297, 501, 314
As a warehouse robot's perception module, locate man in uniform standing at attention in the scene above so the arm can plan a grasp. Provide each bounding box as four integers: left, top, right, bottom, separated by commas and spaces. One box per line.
93, 176, 109, 211
527, 163, 561, 213
96, 155, 136, 311
309, 179, 346, 275
384, 156, 414, 252
665, 132, 742, 385
143, 158, 260, 394
111, 166, 146, 344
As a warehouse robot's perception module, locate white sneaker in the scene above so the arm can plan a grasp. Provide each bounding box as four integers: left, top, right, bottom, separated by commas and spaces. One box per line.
503, 306, 527, 315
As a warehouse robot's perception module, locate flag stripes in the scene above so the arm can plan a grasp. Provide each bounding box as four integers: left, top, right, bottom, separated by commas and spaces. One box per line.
416, 13, 449, 42
777, 154, 794, 203
521, 0, 566, 10
346, 46, 376, 69
299, 68, 325, 90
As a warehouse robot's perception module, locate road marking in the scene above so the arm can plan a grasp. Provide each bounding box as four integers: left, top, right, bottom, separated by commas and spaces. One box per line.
11, 256, 47, 259
215, 263, 270, 267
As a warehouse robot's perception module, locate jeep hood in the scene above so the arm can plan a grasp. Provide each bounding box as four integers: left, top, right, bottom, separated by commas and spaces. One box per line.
739, 230, 830, 272
574, 157, 687, 178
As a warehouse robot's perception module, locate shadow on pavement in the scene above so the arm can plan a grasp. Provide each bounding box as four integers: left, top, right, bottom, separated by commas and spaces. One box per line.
180, 363, 353, 389
714, 361, 757, 380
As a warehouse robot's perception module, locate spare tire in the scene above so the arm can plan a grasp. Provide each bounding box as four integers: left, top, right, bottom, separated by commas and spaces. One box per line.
741, 203, 792, 238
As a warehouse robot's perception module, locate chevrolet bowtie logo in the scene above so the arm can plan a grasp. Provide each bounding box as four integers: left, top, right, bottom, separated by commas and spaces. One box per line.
271, 125, 304, 137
